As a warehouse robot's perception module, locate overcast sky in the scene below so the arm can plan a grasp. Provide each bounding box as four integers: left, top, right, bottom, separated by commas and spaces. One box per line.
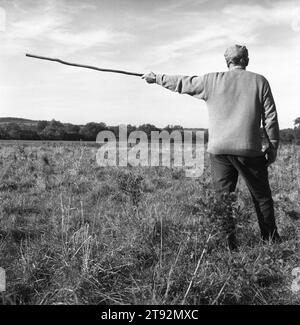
0, 0, 300, 128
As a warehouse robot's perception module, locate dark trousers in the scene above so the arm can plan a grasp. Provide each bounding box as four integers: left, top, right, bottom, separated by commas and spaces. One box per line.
210, 154, 279, 242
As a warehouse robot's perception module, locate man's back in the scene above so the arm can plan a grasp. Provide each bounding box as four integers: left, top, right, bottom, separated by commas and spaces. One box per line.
155, 69, 279, 157
205, 69, 277, 156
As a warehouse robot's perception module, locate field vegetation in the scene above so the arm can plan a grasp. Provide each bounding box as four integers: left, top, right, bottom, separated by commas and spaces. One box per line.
0, 142, 299, 305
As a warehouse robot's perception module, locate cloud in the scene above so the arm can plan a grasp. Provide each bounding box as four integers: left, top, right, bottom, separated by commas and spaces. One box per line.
48, 29, 133, 49
0, 0, 135, 56
157, 0, 209, 12
9, 15, 64, 39
0, 6, 6, 31
144, 1, 300, 66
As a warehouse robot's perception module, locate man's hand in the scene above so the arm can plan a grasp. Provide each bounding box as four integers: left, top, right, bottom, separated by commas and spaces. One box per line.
142, 72, 156, 84
264, 147, 277, 166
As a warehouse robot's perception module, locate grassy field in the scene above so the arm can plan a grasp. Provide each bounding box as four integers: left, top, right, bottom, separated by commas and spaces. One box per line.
0, 142, 299, 305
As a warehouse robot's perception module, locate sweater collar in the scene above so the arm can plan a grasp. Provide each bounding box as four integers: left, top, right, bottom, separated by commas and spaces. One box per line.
229, 65, 246, 71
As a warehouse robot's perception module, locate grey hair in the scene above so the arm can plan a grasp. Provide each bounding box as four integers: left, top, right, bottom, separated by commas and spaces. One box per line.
224, 45, 249, 68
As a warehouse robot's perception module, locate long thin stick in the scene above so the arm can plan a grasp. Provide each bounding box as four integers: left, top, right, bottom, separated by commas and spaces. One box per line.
25, 53, 143, 77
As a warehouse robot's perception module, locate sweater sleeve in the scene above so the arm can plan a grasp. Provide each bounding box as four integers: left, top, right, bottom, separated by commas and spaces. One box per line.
155, 74, 207, 100
261, 79, 280, 150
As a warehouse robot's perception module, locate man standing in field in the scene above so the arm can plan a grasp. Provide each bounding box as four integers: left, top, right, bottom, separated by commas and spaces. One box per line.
142, 44, 281, 249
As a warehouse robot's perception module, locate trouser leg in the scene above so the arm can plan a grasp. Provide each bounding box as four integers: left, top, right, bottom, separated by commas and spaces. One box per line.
227, 155, 279, 241
210, 154, 239, 196
210, 154, 239, 250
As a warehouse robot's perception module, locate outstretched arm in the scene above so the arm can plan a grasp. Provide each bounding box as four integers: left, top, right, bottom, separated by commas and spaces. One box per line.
142, 72, 207, 100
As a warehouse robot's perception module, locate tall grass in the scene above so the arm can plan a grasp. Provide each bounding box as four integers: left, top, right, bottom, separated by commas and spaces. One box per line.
0, 143, 299, 305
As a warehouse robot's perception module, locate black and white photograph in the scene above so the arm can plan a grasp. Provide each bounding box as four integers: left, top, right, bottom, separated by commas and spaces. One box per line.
0, 0, 300, 310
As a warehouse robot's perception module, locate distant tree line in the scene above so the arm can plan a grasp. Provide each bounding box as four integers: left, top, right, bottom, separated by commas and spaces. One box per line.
279, 117, 300, 144
0, 118, 299, 144
0, 119, 208, 142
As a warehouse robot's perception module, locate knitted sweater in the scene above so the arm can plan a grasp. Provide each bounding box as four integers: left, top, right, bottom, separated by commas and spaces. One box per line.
155, 68, 279, 156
